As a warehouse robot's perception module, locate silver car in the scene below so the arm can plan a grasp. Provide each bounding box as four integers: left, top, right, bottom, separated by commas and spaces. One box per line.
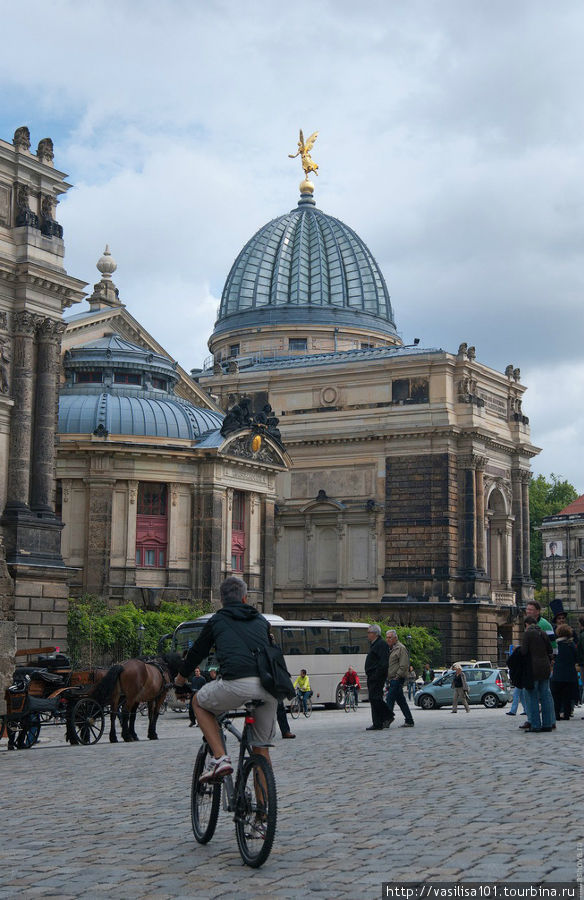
415, 667, 512, 710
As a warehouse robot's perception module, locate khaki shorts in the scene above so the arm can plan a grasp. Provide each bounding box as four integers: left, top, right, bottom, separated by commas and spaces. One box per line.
196, 676, 277, 746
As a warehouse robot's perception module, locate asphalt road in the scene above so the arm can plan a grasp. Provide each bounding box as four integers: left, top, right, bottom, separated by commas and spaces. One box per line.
1, 701, 581, 899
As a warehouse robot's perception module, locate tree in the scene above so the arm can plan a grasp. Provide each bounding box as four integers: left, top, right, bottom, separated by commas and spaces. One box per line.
529, 473, 579, 588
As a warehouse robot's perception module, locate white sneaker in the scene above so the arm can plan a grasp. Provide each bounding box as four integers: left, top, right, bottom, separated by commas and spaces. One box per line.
199, 754, 233, 783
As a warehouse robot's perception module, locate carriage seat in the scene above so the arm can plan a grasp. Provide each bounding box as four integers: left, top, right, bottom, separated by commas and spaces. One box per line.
14, 667, 64, 684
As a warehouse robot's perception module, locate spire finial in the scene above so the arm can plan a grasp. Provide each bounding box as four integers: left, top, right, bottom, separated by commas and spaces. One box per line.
96, 244, 117, 280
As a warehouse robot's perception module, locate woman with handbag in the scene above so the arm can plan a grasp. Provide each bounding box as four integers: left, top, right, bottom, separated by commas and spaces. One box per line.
451, 665, 470, 713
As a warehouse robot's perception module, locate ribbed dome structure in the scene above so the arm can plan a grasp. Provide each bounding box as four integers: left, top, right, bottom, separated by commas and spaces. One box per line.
212, 192, 398, 341
59, 334, 223, 440
59, 394, 222, 439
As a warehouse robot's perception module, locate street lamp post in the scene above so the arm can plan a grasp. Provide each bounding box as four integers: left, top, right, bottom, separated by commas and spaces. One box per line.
138, 623, 145, 657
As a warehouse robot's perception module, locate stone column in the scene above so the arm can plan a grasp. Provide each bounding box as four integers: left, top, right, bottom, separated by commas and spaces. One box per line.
195, 484, 224, 605
460, 456, 477, 574
475, 463, 487, 573
520, 472, 531, 579
511, 468, 524, 587
85, 476, 115, 597
261, 496, 275, 613
31, 319, 66, 514
4, 311, 37, 512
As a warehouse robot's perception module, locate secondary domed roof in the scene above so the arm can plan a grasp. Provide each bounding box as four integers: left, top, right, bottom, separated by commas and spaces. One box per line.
212, 189, 397, 340
59, 334, 223, 440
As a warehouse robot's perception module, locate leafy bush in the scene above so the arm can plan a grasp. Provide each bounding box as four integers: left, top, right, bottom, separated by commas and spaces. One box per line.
67, 597, 211, 666
366, 619, 442, 674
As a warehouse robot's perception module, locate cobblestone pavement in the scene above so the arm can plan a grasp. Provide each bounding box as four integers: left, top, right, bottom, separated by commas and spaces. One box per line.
1, 701, 581, 899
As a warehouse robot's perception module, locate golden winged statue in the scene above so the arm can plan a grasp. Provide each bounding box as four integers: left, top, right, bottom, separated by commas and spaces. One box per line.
289, 129, 319, 179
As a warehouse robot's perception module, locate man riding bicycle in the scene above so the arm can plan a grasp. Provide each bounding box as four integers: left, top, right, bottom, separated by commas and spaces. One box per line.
293, 669, 312, 714
174, 576, 277, 783
341, 666, 360, 706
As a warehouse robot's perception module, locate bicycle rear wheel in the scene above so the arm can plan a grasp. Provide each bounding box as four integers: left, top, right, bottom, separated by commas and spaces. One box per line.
191, 745, 221, 843
304, 697, 312, 718
235, 753, 277, 868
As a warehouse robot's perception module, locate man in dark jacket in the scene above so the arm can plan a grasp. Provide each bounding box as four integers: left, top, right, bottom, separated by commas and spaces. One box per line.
520, 615, 554, 733
365, 624, 391, 731
175, 576, 277, 782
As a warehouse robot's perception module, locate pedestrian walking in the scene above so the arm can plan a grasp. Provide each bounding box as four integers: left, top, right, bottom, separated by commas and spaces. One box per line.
188, 666, 206, 727
550, 624, 578, 721
451, 665, 470, 713
384, 629, 415, 728
365, 625, 391, 730
422, 663, 435, 684
406, 665, 417, 701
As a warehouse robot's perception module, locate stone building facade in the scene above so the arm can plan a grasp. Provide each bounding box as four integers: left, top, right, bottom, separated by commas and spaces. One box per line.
0, 128, 86, 708
540, 494, 584, 615
57, 330, 288, 610
198, 178, 540, 662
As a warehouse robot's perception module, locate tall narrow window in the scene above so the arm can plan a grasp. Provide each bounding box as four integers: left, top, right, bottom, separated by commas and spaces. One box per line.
135, 482, 168, 567
231, 490, 246, 572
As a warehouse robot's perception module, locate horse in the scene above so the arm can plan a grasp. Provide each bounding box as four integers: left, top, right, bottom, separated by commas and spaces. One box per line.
89, 653, 182, 743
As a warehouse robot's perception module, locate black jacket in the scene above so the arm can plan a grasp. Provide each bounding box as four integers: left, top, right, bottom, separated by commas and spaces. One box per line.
179, 603, 270, 681
551, 639, 578, 683
365, 637, 389, 683
507, 645, 534, 691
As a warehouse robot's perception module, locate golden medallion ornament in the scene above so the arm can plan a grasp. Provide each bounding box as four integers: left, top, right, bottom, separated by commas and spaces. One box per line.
251, 434, 262, 453
289, 129, 319, 193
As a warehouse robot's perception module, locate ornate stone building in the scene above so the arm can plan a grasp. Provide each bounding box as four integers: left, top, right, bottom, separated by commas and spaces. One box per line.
0, 128, 86, 707
56, 329, 288, 610
198, 176, 540, 662
539, 494, 584, 614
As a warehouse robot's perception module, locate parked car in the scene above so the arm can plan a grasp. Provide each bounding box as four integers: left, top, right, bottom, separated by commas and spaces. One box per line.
451, 659, 493, 669
415, 667, 512, 710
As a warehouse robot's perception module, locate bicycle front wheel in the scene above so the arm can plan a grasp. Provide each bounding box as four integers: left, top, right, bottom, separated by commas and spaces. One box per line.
235, 753, 277, 868
289, 697, 300, 720
191, 746, 221, 843
344, 692, 350, 713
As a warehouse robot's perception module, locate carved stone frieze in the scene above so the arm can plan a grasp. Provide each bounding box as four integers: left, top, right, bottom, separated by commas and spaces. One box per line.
458, 453, 488, 471
484, 475, 512, 507
170, 484, 179, 507
128, 481, 138, 505
224, 434, 283, 466
0, 312, 7, 331
0, 335, 10, 394
61, 479, 72, 503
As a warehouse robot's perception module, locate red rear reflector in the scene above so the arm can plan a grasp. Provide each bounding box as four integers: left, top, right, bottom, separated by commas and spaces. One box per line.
496, 677, 503, 688
245, 716, 255, 724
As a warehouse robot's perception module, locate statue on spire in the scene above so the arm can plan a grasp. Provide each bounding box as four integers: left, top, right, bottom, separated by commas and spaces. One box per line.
289, 129, 319, 180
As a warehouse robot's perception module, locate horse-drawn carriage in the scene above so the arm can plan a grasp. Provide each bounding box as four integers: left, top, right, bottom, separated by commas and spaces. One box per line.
1, 646, 106, 750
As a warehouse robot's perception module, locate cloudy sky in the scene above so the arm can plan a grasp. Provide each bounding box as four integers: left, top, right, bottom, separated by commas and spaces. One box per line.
1, 0, 582, 488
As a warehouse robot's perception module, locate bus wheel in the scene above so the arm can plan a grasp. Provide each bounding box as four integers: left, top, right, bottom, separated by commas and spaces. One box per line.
335, 683, 345, 709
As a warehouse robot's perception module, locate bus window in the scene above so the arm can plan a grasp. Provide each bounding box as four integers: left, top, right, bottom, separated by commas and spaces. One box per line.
305, 626, 328, 655
329, 628, 351, 654
281, 627, 306, 656
349, 628, 370, 654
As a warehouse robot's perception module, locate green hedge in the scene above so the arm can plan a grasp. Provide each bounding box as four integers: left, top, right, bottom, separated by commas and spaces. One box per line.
366, 620, 442, 674
67, 596, 211, 666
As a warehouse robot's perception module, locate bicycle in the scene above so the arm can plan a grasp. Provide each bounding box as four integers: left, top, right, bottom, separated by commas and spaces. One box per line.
289, 689, 312, 719
343, 685, 358, 712
190, 699, 277, 868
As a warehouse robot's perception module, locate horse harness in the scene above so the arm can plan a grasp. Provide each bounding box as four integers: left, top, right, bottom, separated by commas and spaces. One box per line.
145, 658, 174, 700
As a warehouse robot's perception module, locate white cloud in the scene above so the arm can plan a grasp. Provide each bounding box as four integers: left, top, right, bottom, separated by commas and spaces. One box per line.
2, 0, 584, 483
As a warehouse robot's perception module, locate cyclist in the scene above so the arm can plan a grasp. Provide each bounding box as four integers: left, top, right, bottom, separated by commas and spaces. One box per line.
293, 669, 312, 714
174, 576, 277, 783
341, 666, 360, 706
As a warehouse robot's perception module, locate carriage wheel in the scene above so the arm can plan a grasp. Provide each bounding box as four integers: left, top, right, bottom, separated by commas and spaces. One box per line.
7, 713, 41, 750
68, 698, 105, 745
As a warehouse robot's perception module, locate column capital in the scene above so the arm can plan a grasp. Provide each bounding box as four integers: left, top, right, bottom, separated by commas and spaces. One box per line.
12, 311, 38, 336
36, 317, 67, 341
458, 453, 488, 471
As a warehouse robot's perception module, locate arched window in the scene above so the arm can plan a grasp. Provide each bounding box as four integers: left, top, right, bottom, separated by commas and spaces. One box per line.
136, 483, 168, 568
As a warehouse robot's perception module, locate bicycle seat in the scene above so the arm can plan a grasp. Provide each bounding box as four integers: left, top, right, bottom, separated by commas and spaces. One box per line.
244, 699, 264, 708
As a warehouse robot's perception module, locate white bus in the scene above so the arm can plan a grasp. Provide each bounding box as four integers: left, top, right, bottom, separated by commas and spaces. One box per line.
171, 614, 371, 708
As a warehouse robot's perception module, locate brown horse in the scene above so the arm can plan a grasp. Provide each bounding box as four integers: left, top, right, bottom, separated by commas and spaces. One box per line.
90, 653, 182, 743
